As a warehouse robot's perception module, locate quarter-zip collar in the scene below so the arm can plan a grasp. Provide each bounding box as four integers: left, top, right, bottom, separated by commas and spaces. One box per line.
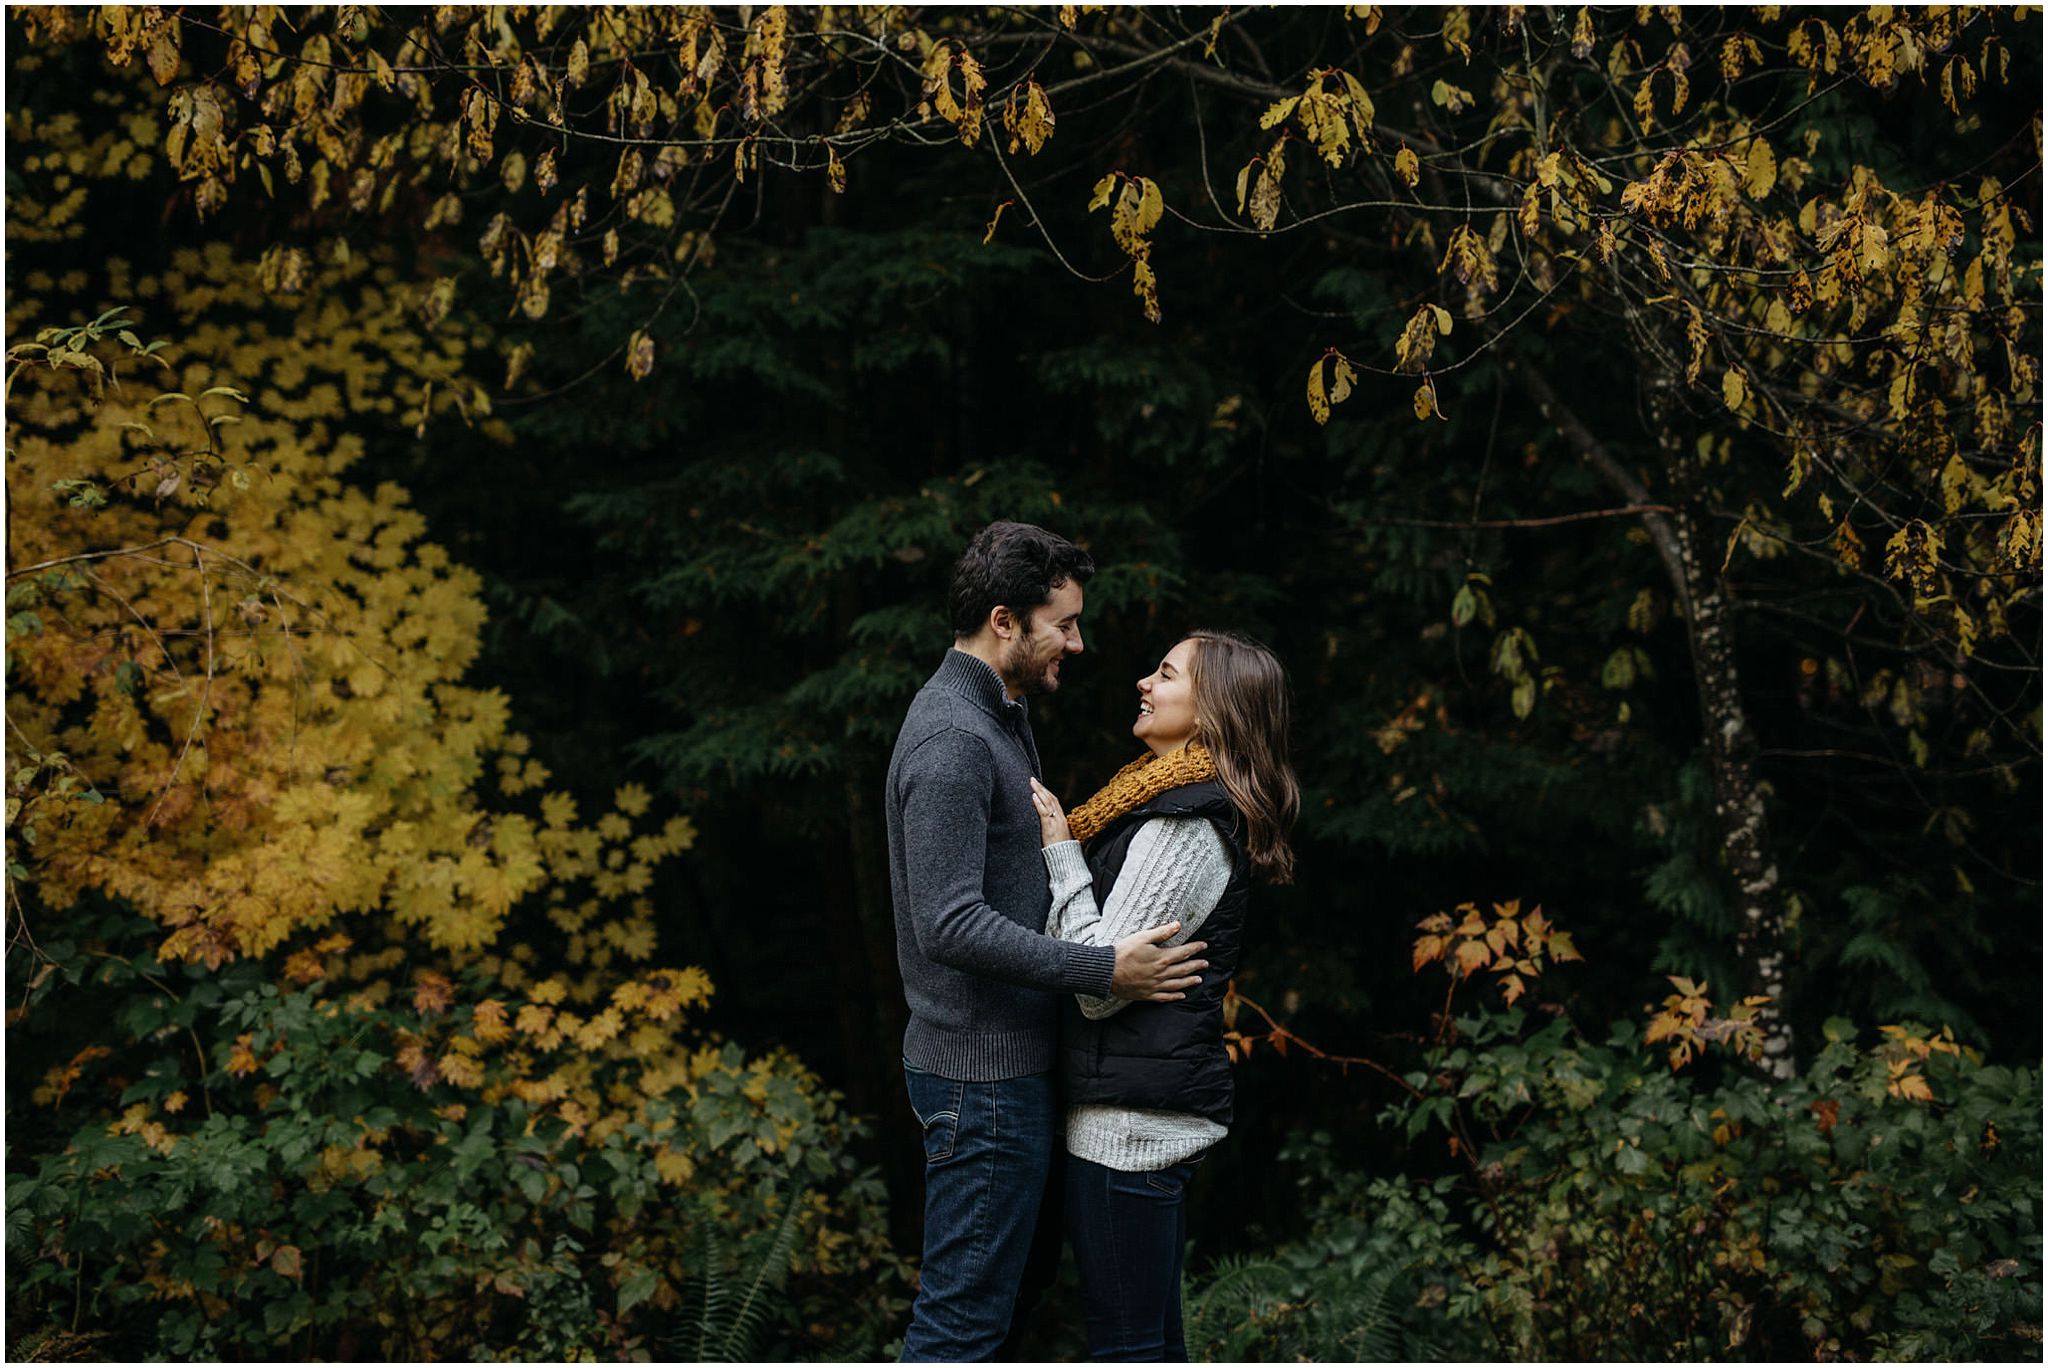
930, 648, 1041, 777
932, 647, 1023, 718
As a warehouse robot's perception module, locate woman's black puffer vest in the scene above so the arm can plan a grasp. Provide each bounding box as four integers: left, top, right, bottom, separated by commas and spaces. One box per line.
1058, 779, 1250, 1128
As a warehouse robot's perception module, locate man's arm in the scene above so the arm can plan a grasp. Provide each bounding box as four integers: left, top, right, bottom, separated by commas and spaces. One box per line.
899, 728, 1116, 997
1044, 818, 1233, 1019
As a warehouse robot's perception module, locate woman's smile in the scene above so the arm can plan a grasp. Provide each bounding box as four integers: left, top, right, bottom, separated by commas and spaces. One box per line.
1132, 639, 1200, 753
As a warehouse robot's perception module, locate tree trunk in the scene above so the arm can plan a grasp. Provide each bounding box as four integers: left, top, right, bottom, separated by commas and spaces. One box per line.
1648, 383, 1795, 1078
1515, 360, 1795, 1075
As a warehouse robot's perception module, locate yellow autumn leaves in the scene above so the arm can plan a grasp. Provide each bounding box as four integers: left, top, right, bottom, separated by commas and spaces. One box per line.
921, 38, 986, 148
6, 245, 791, 1189
1090, 171, 1165, 324
3, 244, 702, 1000
1304, 304, 1455, 428
1235, 66, 1380, 236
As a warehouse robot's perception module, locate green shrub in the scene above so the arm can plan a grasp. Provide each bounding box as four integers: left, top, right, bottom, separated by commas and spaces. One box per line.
5, 910, 909, 1361
1189, 1009, 2040, 1362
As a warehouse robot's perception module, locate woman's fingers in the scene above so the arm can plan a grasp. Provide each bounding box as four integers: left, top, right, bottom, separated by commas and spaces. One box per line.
1029, 778, 1069, 847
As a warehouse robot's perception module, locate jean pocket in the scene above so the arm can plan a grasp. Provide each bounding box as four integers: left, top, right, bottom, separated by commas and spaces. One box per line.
1142, 1160, 1197, 1197
904, 1068, 963, 1164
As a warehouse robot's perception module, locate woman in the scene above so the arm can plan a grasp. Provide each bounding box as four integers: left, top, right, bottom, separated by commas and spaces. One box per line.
1027, 628, 1298, 1362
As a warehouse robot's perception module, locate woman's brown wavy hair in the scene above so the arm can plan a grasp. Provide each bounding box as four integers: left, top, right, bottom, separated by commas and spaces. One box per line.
1186, 629, 1299, 885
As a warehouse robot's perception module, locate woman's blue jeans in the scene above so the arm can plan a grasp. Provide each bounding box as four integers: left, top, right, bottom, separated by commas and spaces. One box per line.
900, 1065, 1058, 1362
1064, 1153, 1202, 1362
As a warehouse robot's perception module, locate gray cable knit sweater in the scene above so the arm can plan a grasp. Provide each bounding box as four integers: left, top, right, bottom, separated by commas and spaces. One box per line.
1044, 819, 1233, 1170
887, 650, 1118, 1082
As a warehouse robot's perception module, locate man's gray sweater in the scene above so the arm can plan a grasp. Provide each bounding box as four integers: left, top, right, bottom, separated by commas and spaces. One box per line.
887, 649, 1117, 1081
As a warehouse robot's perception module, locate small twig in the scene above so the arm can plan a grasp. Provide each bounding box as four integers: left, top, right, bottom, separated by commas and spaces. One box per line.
84, 568, 184, 684
1225, 985, 1423, 1097
984, 114, 1122, 284
145, 544, 215, 829
7, 537, 183, 581
1356, 504, 1677, 530
84, 950, 215, 1120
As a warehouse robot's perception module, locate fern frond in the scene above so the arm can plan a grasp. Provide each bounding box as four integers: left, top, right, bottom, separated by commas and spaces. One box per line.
720, 1181, 808, 1360
1183, 1253, 1294, 1357
692, 1221, 730, 1362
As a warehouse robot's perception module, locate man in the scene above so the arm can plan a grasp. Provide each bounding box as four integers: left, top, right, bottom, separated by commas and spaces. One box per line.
886, 520, 1208, 1362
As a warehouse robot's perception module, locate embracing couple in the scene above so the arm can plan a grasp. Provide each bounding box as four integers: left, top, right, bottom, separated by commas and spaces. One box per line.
885, 521, 1299, 1362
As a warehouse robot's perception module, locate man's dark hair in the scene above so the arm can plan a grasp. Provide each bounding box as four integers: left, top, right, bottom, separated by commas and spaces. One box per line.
947, 521, 1096, 639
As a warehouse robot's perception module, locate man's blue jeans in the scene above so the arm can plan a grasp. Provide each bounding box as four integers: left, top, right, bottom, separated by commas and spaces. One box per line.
1064, 1153, 1203, 1362
900, 1064, 1057, 1362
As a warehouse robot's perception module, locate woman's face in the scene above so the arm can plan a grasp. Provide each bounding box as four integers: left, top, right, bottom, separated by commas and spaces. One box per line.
1132, 638, 1200, 755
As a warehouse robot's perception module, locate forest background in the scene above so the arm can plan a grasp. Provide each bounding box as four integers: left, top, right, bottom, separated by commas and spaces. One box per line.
4, 5, 2042, 1361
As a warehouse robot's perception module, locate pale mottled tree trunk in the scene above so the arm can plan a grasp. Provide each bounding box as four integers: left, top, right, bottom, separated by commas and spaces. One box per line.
1517, 362, 1796, 1076
1650, 386, 1795, 1078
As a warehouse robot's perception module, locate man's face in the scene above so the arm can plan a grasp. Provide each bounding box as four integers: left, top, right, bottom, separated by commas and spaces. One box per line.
1001, 578, 1085, 698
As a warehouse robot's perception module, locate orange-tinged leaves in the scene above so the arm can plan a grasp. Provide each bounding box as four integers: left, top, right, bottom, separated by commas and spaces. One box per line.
283, 947, 329, 985
226, 1033, 261, 1076
472, 998, 512, 1044
1453, 937, 1492, 977
1642, 1011, 1684, 1047
413, 971, 456, 1016
1891, 1070, 1934, 1102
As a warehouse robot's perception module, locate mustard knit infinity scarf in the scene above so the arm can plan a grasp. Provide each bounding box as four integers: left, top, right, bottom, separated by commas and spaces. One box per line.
1064, 744, 1218, 844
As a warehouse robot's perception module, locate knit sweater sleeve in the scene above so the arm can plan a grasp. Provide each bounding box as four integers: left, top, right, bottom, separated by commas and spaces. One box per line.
1042, 817, 1233, 1019
899, 728, 1117, 996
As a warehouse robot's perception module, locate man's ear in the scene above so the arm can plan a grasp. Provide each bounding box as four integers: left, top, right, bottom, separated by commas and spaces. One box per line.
988, 605, 1018, 641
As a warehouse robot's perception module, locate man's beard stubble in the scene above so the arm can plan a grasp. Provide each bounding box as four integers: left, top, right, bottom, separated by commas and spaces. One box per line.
1002, 635, 1061, 698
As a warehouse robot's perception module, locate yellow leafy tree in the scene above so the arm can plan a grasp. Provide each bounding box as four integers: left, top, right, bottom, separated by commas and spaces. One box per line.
5, 107, 901, 1354
7, 247, 519, 967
